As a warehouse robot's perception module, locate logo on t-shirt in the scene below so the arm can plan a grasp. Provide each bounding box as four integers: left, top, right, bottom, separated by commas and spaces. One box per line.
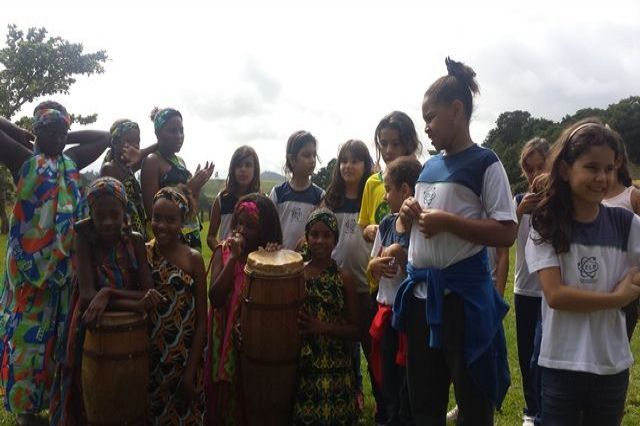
423, 187, 436, 206
291, 206, 303, 222
577, 256, 599, 284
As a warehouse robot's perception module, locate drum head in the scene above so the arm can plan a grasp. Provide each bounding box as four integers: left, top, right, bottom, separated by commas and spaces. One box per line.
245, 248, 304, 277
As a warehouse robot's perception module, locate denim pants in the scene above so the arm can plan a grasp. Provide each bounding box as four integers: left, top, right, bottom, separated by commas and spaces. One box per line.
514, 294, 542, 419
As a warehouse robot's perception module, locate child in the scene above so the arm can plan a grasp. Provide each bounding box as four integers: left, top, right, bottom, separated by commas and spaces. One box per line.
369, 156, 421, 426
206, 193, 282, 425
293, 208, 359, 425
393, 58, 516, 425
101, 119, 148, 239
269, 130, 324, 251
526, 119, 640, 425
514, 137, 550, 426
141, 107, 215, 250
0, 102, 110, 426
603, 140, 640, 340
359, 111, 422, 423
323, 139, 374, 412
49, 177, 163, 425
207, 145, 261, 250
147, 186, 208, 424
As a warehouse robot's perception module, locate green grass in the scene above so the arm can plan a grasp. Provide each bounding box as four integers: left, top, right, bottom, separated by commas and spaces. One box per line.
1, 229, 640, 424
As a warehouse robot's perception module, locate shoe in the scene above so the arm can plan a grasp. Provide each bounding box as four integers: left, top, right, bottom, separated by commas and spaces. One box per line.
446, 405, 459, 423
522, 415, 536, 426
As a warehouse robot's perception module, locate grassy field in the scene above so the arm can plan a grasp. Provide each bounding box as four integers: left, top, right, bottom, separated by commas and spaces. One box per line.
1, 225, 640, 425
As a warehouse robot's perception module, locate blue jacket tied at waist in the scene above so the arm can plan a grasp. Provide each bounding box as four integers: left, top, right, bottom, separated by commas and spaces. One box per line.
392, 248, 510, 408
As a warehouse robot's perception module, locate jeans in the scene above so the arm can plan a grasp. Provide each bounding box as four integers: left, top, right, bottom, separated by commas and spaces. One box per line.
514, 294, 542, 419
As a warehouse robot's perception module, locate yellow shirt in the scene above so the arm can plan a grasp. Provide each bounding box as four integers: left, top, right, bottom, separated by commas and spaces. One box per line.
358, 172, 389, 293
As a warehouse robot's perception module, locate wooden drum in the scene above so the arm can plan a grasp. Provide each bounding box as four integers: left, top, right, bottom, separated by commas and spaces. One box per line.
81, 311, 149, 425
241, 248, 306, 425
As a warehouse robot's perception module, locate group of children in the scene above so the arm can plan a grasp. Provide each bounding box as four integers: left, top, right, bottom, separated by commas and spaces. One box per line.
0, 56, 638, 426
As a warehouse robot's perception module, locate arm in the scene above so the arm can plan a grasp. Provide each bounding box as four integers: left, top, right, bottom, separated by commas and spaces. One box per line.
538, 267, 640, 312
207, 196, 222, 251
141, 154, 161, 218
65, 130, 110, 170
494, 246, 509, 296
0, 118, 33, 149
631, 188, 640, 216
209, 236, 243, 308
121, 142, 159, 172
0, 128, 32, 182
418, 211, 517, 247
74, 231, 98, 310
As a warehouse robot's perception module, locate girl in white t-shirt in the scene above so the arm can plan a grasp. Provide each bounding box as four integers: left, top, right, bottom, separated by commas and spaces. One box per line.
526, 119, 640, 425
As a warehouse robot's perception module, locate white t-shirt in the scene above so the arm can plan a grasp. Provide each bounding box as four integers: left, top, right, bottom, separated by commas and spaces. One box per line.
514, 194, 542, 297
216, 191, 237, 241
408, 145, 517, 298
332, 198, 372, 293
269, 181, 324, 250
371, 214, 410, 305
525, 205, 640, 375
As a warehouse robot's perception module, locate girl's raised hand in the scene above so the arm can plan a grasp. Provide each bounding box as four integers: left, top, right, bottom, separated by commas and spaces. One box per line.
517, 193, 541, 217
298, 311, 326, 336
227, 232, 245, 260
121, 143, 143, 168
418, 208, 452, 238
189, 161, 215, 191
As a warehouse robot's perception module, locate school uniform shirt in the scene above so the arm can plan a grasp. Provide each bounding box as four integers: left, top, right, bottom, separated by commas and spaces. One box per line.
371, 213, 409, 305
216, 191, 238, 241
358, 172, 389, 228
269, 181, 324, 250
408, 144, 517, 299
332, 198, 372, 293
514, 193, 542, 297
525, 205, 640, 375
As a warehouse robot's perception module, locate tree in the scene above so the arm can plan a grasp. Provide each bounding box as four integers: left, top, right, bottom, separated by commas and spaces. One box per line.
608, 97, 640, 163
311, 158, 336, 190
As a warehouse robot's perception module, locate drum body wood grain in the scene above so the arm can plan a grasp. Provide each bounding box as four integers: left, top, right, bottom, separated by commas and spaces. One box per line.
241, 249, 305, 426
82, 311, 149, 425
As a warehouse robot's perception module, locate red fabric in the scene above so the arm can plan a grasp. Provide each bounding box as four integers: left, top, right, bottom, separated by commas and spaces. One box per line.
369, 304, 392, 387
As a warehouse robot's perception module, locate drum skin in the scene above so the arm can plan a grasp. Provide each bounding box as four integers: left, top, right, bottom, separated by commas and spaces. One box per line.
81, 311, 149, 425
241, 249, 306, 426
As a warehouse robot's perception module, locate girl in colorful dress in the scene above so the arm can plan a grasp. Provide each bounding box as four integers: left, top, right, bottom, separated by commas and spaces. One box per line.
141, 107, 214, 250
206, 193, 282, 425
269, 130, 324, 251
294, 208, 359, 425
527, 119, 640, 425
49, 177, 163, 425
147, 186, 208, 424
207, 145, 261, 250
0, 102, 110, 426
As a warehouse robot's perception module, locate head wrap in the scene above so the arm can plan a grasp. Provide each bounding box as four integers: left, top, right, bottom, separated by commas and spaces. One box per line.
110, 120, 140, 147
33, 108, 71, 134
236, 200, 259, 221
86, 177, 128, 209
153, 187, 189, 220
305, 208, 339, 243
153, 108, 182, 133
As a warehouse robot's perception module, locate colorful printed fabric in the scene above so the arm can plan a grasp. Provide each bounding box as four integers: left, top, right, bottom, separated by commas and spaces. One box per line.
147, 239, 205, 425
49, 219, 139, 425
153, 108, 182, 133
305, 208, 339, 243
204, 242, 246, 426
110, 120, 139, 147
86, 176, 127, 209
101, 150, 148, 239
157, 152, 202, 250
0, 153, 82, 414
293, 261, 357, 425
154, 187, 190, 221
33, 109, 71, 134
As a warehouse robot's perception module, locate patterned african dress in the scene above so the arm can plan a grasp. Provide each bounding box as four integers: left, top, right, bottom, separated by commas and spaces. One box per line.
0, 153, 82, 414
147, 239, 205, 425
293, 261, 357, 425
102, 149, 148, 239
158, 152, 202, 251
204, 243, 246, 426
49, 219, 140, 425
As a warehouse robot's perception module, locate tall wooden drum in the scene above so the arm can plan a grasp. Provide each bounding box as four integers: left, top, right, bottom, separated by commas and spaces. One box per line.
241, 249, 306, 425
81, 311, 149, 425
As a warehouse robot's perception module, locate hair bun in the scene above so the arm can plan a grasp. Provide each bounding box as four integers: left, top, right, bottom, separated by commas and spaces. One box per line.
445, 57, 479, 95
149, 106, 160, 122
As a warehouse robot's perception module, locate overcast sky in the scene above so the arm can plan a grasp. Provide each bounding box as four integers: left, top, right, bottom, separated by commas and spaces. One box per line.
3, 0, 640, 176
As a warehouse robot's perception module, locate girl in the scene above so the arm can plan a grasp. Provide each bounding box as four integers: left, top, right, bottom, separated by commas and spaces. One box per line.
206, 145, 261, 250
514, 137, 550, 426
101, 119, 148, 239
141, 107, 215, 250
394, 58, 515, 425
49, 177, 163, 425
269, 130, 324, 251
368, 156, 421, 426
294, 208, 359, 425
206, 193, 282, 425
0, 102, 110, 426
603, 140, 640, 340
526, 119, 640, 425
147, 186, 208, 424
323, 139, 373, 413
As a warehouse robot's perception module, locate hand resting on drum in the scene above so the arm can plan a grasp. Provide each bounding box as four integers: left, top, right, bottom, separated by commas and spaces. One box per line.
83, 288, 166, 330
